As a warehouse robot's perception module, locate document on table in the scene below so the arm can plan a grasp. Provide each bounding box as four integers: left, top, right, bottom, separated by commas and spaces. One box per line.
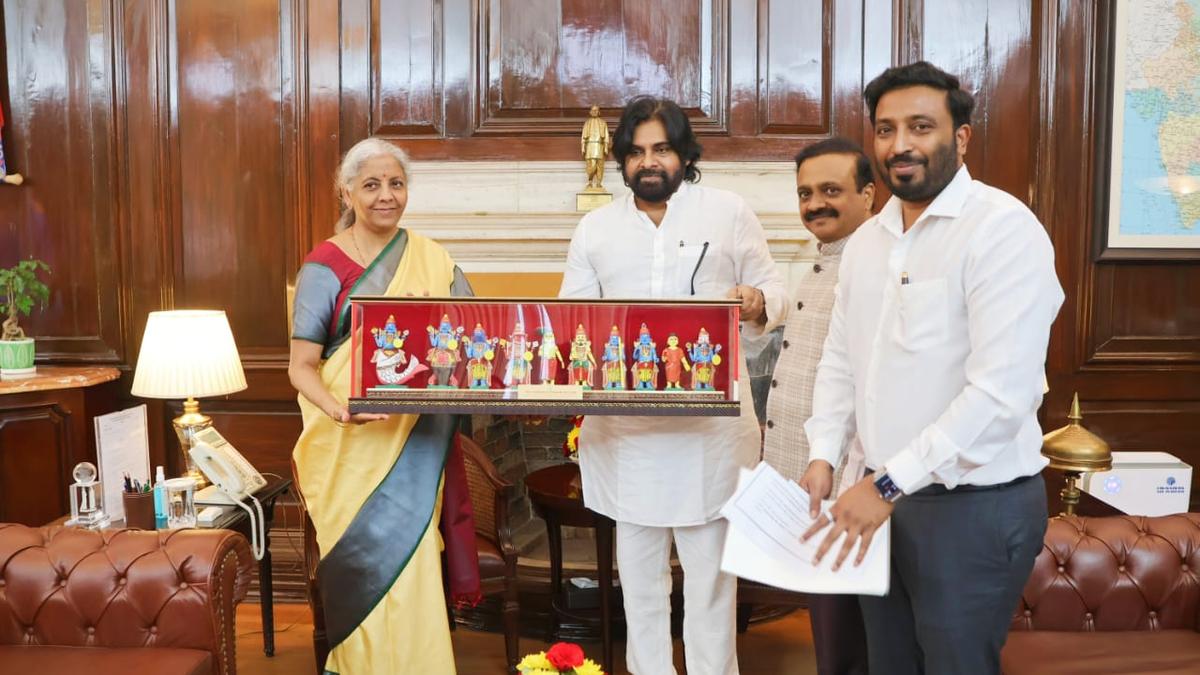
719, 461, 890, 596
94, 405, 151, 522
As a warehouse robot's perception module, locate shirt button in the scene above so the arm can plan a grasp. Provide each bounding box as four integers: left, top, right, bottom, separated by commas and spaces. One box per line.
766, 420, 775, 429
782, 340, 790, 349
813, 264, 823, 273
771, 379, 778, 388
796, 301, 804, 311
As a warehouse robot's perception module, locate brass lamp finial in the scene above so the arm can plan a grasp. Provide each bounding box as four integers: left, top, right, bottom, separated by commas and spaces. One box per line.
1042, 392, 1113, 515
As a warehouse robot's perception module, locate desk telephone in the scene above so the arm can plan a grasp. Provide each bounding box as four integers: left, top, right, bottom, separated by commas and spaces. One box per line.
188, 426, 268, 560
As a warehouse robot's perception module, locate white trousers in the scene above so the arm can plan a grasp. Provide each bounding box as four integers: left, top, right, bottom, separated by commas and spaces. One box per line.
616, 518, 739, 675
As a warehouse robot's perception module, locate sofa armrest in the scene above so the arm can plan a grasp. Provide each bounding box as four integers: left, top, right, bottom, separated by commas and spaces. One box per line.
1011, 514, 1200, 632
0, 523, 254, 675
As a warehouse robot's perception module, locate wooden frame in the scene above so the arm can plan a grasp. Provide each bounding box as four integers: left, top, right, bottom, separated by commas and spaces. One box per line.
1093, 0, 1200, 261
348, 296, 742, 415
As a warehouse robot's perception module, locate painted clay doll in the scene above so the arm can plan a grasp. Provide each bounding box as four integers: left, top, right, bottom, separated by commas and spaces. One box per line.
464, 322, 499, 389
660, 333, 691, 390
369, 315, 428, 386
426, 314, 465, 388
537, 326, 566, 384
567, 323, 597, 388
500, 321, 538, 387
600, 325, 626, 390
630, 323, 659, 390
687, 328, 723, 391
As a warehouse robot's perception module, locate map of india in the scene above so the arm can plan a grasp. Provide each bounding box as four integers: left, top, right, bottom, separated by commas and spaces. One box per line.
1118, 0, 1200, 237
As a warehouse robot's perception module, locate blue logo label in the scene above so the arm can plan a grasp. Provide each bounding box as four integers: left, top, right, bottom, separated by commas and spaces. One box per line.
1166, 476, 1176, 486
1104, 476, 1123, 494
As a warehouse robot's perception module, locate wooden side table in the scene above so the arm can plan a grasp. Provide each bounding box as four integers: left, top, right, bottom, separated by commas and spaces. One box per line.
525, 463, 617, 673
0, 366, 119, 525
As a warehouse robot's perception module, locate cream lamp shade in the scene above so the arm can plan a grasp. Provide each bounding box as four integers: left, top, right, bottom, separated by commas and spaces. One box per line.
132, 310, 247, 398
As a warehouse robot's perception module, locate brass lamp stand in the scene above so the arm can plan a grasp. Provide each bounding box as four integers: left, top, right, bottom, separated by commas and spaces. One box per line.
1042, 393, 1112, 515
172, 396, 215, 488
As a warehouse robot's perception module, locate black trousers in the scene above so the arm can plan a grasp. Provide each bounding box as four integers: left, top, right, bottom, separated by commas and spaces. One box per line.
810, 593, 869, 675
858, 474, 1046, 675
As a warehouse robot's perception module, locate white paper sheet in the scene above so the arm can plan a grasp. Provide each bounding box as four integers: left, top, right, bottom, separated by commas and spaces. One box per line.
720, 461, 890, 596
94, 405, 151, 522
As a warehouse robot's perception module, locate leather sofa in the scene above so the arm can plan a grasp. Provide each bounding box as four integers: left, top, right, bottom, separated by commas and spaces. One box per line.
1004, 513, 1200, 674
0, 523, 254, 675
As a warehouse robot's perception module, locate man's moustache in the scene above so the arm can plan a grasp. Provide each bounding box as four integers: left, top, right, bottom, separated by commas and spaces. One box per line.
886, 153, 927, 168
805, 208, 839, 222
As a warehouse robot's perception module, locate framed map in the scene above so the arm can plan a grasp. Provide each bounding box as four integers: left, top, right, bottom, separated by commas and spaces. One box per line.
1102, 0, 1200, 255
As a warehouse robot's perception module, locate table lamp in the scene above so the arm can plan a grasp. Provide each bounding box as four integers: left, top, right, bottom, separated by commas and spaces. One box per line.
1042, 392, 1112, 515
131, 310, 247, 488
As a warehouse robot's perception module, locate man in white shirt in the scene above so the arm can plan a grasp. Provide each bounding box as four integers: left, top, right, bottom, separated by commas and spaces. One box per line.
560, 96, 786, 675
801, 62, 1064, 674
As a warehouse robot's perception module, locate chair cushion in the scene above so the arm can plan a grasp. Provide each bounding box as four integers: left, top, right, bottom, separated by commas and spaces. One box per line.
1002, 630, 1200, 675
477, 533, 507, 580
0, 645, 212, 675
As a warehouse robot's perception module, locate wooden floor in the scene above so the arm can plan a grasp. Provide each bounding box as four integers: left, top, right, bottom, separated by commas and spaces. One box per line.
236, 602, 818, 675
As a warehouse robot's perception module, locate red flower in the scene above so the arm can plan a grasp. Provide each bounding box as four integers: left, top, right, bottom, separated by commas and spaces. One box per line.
546, 642, 585, 670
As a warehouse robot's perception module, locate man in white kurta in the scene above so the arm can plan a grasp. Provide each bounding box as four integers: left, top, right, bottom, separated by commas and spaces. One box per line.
559, 96, 786, 675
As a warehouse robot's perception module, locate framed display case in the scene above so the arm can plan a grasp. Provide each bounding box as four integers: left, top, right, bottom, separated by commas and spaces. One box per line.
347, 297, 741, 416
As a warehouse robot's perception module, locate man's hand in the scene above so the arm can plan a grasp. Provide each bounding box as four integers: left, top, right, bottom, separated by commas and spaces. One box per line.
798, 460, 835, 519
727, 285, 766, 324
802, 476, 894, 571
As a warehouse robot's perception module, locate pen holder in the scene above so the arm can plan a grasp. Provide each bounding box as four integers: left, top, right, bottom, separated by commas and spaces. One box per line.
122, 490, 157, 530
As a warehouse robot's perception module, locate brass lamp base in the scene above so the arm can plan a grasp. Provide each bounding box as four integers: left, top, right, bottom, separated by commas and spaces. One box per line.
172, 397, 211, 489
1058, 470, 1082, 516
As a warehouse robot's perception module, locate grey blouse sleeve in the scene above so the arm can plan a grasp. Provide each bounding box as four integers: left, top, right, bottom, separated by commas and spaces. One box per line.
450, 265, 474, 298
291, 262, 340, 344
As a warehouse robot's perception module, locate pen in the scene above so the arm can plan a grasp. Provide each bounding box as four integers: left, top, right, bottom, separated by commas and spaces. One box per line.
900, 272, 910, 285
690, 242, 710, 296
123, 474, 132, 493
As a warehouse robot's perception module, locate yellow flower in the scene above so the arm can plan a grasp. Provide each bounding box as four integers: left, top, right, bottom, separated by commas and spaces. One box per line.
517, 652, 554, 672
572, 659, 605, 675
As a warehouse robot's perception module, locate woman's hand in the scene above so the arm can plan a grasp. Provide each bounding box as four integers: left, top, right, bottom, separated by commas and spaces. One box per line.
328, 406, 390, 425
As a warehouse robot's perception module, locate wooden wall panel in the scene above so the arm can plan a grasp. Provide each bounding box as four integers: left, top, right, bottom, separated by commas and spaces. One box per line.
0, 0, 122, 363
759, 0, 830, 133
374, 0, 441, 135
171, 0, 292, 358
478, 0, 718, 132
918, 0, 1038, 202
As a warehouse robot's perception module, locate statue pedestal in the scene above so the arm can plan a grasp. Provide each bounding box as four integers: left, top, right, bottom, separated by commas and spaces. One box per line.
576, 189, 613, 212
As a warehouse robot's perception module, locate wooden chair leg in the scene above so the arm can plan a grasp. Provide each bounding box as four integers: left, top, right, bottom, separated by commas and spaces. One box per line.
502, 572, 521, 672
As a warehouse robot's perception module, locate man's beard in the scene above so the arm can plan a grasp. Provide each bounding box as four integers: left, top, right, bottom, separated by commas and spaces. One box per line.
878, 137, 959, 203
627, 166, 686, 203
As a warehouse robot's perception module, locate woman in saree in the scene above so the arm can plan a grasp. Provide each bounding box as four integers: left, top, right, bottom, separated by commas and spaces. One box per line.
289, 138, 477, 674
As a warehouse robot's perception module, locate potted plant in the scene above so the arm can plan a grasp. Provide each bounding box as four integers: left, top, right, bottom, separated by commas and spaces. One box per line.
0, 258, 51, 378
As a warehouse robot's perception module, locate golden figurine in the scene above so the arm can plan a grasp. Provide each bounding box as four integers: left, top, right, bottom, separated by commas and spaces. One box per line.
577, 105, 614, 211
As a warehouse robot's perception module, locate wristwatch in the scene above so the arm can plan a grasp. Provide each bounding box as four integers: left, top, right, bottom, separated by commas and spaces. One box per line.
873, 471, 904, 503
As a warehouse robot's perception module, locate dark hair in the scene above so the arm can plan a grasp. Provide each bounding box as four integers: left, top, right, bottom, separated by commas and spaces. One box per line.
611, 96, 703, 183
863, 61, 975, 129
793, 138, 874, 191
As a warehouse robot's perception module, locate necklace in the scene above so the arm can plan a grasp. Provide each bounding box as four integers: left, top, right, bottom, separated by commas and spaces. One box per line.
348, 226, 369, 267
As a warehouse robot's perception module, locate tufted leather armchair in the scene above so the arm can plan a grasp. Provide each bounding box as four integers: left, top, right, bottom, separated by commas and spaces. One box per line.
0, 523, 254, 675
1003, 513, 1200, 674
